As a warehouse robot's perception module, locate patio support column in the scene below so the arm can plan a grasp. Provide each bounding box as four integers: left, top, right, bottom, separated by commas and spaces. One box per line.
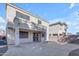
38, 33, 41, 41
46, 26, 49, 41
14, 17, 20, 46
15, 27, 20, 46
28, 31, 33, 42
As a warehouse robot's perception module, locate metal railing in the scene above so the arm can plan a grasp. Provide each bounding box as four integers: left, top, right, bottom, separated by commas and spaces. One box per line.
19, 21, 47, 31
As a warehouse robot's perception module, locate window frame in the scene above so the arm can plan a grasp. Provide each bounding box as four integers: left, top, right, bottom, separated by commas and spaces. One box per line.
19, 31, 28, 38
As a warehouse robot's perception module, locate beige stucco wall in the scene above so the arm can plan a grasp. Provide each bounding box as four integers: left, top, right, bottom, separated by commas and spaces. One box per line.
49, 24, 60, 34
6, 4, 16, 45
49, 24, 67, 42
7, 29, 33, 44
6, 4, 16, 25
41, 20, 49, 28
49, 24, 66, 34
7, 4, 49, 28
6, 4, 49, 45
7, 28, 15, 45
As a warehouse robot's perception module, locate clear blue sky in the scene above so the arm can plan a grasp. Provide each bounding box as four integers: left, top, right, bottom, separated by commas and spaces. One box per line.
0, 3, 79, 34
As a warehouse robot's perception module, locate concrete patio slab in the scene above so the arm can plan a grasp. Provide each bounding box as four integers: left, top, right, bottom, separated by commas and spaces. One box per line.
3, 42, 79, 56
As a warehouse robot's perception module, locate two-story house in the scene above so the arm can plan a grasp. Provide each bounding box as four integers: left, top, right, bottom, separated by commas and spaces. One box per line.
6, 4, 49, 46
49, 22, 67, 42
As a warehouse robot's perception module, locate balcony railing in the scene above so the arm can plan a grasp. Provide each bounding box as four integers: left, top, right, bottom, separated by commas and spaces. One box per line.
19, 21, 47, 32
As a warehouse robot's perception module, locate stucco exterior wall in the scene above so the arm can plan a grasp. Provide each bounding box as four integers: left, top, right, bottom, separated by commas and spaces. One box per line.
7, 29, 15, 45
6, 4, 49, 28
49, 23, 67, 42
49, 24, 66, 34
6, 4, 16, 24
49, 24, 60, 34
6, 4, 49, 45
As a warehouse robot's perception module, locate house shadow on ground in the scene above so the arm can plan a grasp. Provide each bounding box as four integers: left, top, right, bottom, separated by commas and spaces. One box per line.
68, 48, 79, 56
68, 39, 79, 56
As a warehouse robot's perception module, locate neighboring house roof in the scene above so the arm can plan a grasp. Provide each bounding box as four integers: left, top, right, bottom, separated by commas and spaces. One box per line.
50, 22, 67, 26
6, 3, 49, 23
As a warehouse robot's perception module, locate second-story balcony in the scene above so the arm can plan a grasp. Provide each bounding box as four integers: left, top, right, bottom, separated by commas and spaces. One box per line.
19, 22, 47, 32
14, 17, 47, 32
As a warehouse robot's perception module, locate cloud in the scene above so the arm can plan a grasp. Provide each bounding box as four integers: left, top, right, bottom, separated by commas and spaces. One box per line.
0, 26, 5, 29
76, 18, 79, 20
49, 5, 79, 34
69, 11, 79, 18
69, 3, 75, 9
75, 26, 79, 30
0, 17, 5, 23
49, 12, 79, 34
49, 18, 72, 26
49, 18, 65, 24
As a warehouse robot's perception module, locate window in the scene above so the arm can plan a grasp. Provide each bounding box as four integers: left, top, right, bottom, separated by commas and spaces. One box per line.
19, 31, 28, 38
49, 34, 51, 36
38, 20, 41, 24
53, 34, 58, 36
16, 11, 30, 20
60, 34, 62, 36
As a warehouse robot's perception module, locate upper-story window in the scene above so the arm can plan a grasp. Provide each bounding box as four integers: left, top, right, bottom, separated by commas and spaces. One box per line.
16, 11, 30, 20
38, 20, 42, 24
53, 34, 58, 36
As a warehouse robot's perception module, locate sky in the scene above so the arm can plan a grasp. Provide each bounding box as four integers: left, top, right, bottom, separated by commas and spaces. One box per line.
0, 3, 79, 34
0, 3, 6, 31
